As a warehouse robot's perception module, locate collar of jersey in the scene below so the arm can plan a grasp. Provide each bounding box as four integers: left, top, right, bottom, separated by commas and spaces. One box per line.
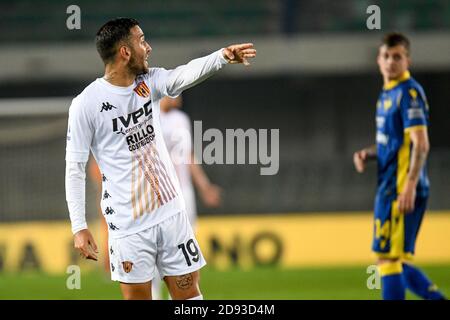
98, 77, 135, 94
383, 71, 411, 91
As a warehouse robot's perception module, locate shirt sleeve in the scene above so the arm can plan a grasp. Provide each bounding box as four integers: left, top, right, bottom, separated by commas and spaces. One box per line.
65, 161, 88, 234
400, 87, 429, 131
149, 48, 228, 99
65, 95, 94, 162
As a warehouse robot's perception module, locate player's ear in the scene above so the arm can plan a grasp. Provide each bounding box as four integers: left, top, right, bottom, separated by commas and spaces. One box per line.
376, 51, 382, 67
376, 47, 382, 64
119, 45, 131, 62
406, 55, 412, 68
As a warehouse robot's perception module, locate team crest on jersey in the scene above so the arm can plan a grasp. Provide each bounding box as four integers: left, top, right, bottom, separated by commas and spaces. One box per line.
122, 261, 134, 273
383, 98, 392, 111
134, 81, 151, 98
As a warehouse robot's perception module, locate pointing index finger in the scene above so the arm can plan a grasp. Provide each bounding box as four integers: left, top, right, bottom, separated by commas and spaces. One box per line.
235, 43, 254, 50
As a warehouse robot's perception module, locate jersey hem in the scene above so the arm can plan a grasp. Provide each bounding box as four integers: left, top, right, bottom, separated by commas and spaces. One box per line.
107, 209, 183, 239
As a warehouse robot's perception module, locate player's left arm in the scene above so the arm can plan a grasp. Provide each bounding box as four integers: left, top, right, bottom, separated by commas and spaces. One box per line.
151, 43, 256, 98
397, 87, 430, 213
398, 127, 429, 213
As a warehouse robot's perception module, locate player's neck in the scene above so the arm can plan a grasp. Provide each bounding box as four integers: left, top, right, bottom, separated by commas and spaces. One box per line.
103, 64, 136, 87
383, 70, 410, 89
383, 75, 390, 87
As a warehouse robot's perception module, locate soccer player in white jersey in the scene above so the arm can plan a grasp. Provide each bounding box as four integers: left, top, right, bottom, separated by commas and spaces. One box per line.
151, 95, 222, 299
65, 17, 256, 300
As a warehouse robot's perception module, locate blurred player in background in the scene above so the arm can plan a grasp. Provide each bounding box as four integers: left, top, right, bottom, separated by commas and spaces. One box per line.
353, 33, 446, 300
151, 95, 222, 299
65, 17, 256, 300
160, 95, 222, 228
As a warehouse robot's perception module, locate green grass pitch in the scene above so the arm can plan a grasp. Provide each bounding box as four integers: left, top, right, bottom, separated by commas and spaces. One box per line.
1, 264, 449, 300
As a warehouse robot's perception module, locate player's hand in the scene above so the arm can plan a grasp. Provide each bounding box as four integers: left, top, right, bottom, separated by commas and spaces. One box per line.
74, 229, 99, 261
353, 150, 368, 173
397, 180, 416, 214
200, 184, 222, 208
222, 43, 256, 66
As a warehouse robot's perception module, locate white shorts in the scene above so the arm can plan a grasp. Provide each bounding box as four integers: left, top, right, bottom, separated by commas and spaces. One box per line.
108, 211, 206, 283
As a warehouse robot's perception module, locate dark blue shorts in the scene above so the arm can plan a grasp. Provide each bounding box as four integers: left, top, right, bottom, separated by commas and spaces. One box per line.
372, 194, 427, 260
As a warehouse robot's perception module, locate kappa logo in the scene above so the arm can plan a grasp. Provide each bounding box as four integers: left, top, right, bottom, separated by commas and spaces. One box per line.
100, 102, 117, 112
122, 261, 134, 273
105, 206, 115, 215
108, 222, 119, 231
103, 190, 111, 200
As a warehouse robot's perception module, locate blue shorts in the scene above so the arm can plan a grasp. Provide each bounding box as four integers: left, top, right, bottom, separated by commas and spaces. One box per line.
372, 194, 427, 260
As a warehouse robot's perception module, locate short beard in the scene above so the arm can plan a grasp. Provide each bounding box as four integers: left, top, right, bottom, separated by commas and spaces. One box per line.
128, 53, 148, 76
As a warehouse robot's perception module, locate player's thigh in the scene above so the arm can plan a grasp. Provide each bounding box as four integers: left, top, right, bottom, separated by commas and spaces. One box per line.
164, 270, 201, 300
156, 211, 206, 299
372, 195, 394, 255
108, 229, 158, 286
120, 281, 152, 300
403, 196, 428, 254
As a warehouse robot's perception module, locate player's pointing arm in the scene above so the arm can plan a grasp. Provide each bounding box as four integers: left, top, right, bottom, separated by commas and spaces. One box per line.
158, 43, 256, 98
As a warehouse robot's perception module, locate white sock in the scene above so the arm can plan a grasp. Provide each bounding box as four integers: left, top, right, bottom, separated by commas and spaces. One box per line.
187, 294, 203, 300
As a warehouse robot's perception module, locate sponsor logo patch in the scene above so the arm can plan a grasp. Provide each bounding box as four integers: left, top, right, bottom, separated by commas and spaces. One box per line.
407, 108, 425, 120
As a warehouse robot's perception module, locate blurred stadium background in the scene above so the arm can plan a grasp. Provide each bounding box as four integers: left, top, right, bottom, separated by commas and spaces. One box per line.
0, 0, 449, 299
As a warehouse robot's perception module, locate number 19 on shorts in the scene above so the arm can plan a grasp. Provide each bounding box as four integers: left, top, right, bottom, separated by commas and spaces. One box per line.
178, 239, 200, 266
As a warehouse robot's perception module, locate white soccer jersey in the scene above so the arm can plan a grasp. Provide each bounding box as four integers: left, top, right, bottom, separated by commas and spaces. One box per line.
66, 49, 227, 238
160, 109, 197, 224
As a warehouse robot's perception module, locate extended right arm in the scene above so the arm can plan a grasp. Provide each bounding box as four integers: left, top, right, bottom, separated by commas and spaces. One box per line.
151, 43, 256, 99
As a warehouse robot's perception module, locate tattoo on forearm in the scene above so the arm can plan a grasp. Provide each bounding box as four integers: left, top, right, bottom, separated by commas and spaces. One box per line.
408, 145, 428, 182
175, 274, 193, 290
